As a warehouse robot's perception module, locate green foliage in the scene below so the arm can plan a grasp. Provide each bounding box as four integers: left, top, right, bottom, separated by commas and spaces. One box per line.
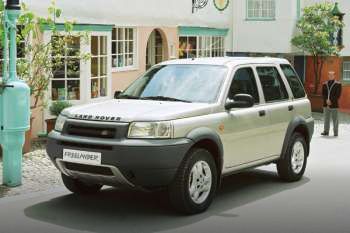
292, 2, 344, 57
49, 100, 72, 117
0, 0, 90, 109
291, 2, 344, 94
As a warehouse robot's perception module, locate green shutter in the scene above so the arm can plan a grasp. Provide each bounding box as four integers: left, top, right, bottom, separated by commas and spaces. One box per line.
178, 26, 229, 37
297, 0, 301, 19
42, 23, 113, 32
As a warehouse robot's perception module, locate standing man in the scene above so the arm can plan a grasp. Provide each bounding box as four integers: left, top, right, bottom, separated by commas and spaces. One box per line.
321, 71, 342, 137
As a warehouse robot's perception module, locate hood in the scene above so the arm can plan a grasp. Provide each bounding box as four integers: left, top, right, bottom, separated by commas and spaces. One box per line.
62, 99, 214, 122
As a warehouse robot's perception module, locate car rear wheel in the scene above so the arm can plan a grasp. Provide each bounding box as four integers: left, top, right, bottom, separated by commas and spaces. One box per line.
277, 132, 308, 182
168, 148, 218, 214
61, 173, 103, 195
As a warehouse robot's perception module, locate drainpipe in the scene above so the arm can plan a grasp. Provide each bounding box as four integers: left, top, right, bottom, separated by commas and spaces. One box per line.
1, 0, 30, 187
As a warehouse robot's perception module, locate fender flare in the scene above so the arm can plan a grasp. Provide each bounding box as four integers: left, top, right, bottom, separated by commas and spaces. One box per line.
186, 127, 224, 181
281, 116, 313, 159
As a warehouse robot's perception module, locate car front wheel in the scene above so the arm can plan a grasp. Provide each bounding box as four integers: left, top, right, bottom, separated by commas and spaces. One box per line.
169, 148, 218, 214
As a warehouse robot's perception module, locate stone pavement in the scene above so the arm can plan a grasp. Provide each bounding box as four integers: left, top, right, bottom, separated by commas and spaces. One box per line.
313, 111, 350, 134
0, 125, 350, 233
0, 149, 62, 198
0, 111, 349, 198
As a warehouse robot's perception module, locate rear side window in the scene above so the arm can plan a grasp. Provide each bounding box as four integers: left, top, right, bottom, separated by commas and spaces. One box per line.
228, 67, 260, 103
256, 66, 289, 102
280, 64, 306, 99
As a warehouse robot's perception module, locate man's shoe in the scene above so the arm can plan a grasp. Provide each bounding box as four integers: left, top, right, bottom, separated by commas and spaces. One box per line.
334, 133, 338, 137
321, 132, 329, 136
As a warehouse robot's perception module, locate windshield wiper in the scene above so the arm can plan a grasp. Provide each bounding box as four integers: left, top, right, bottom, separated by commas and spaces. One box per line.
117, 94, 140, 100
141, 96, 192, 103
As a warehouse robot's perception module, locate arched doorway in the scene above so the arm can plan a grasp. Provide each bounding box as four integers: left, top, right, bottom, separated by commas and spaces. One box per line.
146, 29, 168, 70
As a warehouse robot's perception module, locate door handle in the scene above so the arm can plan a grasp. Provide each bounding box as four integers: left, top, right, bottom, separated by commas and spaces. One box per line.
288, 105, 294, 111
259, 110, 266, 117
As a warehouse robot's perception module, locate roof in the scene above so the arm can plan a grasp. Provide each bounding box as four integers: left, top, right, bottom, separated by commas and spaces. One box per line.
160, 57, 290, 67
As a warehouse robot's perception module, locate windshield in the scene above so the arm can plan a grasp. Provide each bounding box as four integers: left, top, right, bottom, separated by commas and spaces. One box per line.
120, 65, 228, 103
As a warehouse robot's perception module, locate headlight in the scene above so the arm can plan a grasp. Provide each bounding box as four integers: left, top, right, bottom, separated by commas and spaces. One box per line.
128, 121, 173, 139
55, 115, 67, 132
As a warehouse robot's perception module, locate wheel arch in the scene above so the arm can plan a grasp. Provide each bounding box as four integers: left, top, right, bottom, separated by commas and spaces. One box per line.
281, 116, 312, 159
186, 127, 224, 185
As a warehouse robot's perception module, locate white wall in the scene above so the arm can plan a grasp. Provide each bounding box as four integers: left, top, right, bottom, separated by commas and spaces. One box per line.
23, 0, 233, 51
232, 0, 299, 54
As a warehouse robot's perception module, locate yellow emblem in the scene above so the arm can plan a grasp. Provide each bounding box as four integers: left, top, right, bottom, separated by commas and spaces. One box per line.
214, 0, 229, 11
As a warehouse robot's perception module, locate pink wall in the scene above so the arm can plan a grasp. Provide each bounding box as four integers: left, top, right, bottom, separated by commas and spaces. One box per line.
112, 26, 178, 92
30, 26, 179, 138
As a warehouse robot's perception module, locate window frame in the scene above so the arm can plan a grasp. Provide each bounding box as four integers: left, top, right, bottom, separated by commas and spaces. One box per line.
342, 61, 350, 83
45, 30, 112, 106
50, 35, 82, 102
246, 0, 276, 21
91, 35, 109, 99
280, 64, 306, 99
226, 66, 261, 104
111, 27, 138, 72
179, 35, 225, 59
255, 65, 290, 103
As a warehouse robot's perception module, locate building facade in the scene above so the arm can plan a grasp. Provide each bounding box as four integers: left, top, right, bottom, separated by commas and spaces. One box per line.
2, 0, 349, 138
231, 0, 350, 112
17, 0, 233, 137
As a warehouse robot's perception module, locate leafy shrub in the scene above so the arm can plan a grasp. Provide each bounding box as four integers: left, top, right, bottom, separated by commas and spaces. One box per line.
49, 101, 72, 117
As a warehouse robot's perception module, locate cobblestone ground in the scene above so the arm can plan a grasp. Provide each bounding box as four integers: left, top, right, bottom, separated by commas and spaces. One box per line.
0, 142, 62, 198
0, 112, 349, 198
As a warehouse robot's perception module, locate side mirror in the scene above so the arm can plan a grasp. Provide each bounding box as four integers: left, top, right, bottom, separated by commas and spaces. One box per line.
225, 94, 254, 110
114, 91, 122, 99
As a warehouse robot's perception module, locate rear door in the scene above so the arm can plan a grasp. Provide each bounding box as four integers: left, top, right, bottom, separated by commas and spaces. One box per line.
280, 64, 310, 119
254, 65, 294, 157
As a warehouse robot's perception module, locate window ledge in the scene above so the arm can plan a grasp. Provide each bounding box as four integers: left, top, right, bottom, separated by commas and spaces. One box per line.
245, 18, 276, 21
341, 80, 350, 86
112, 67, 139, 73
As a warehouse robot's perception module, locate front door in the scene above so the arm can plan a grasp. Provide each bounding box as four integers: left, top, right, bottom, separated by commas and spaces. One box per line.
146, 30, 164, 70
223, 66, 272, 168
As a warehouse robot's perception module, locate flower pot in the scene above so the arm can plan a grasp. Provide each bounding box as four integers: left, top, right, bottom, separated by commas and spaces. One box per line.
23, 117, 34, 154
46, 118, 57, 134
308, 94, 324, 113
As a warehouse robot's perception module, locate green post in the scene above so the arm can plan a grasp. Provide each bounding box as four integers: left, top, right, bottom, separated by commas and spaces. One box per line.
297, 0, 301, 19
0, 0, 30, 187
7, 9, 20, 80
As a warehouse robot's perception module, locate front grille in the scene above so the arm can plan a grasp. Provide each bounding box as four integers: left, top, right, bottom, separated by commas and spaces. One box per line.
64, 162, 114, 176
60, 141, 113, 151
66, 125, 116, 139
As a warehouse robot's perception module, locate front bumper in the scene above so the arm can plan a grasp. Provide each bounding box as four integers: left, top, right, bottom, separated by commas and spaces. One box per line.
46, 130, 193, 189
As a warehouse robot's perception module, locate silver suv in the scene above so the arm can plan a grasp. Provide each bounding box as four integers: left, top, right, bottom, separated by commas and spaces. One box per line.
47, 57, 314, 214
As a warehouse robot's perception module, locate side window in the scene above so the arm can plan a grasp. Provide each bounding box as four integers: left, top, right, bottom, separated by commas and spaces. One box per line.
280, 64, 306, 99
256, 66, 289, 102
228, 67, 260, 103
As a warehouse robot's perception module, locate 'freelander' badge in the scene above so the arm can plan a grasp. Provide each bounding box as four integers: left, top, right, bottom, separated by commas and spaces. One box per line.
214, 0, 229, 11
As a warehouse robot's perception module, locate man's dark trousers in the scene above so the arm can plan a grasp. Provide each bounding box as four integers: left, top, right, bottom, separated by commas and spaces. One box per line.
322, 80, 342, 135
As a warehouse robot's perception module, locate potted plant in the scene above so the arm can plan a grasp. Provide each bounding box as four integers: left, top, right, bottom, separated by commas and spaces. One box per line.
46, 101, 72, 133
291, 2, 344, 112
0, 1, 89, 152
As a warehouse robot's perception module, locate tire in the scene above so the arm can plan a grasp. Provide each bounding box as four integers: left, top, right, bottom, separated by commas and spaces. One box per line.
61, 173, 103, 195
277, 132, 308, 182
169, 148, 218, 215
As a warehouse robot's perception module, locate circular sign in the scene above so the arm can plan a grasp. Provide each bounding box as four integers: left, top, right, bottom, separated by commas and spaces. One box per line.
194, 0, 209, 9
214, 0, 229, 11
